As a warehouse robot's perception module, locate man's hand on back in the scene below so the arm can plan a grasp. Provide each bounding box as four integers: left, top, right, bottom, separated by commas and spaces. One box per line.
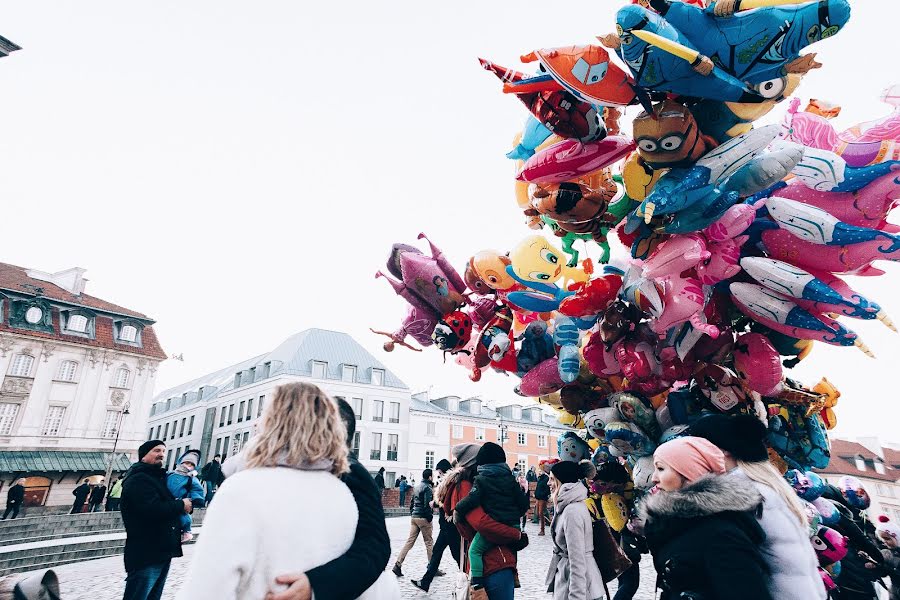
265, 573, 311, 600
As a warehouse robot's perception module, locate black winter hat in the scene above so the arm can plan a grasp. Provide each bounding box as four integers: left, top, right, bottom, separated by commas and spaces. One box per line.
551, 460, 594, 484
138, 440, 165, 460
435, 459, 453, 473
689, 414, 769, 462
475, 442, 506, 466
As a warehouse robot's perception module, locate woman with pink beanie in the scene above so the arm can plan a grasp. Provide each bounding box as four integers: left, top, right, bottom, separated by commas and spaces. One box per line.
638, 436, 773, 600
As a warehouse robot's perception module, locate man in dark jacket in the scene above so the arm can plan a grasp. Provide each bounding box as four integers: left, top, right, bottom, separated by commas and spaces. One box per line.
70, 479, 91, 514
199, 454, 223, 504
89, 480, 107, 512
412, 459, 461, 591
268, 397, 392, 600
533, 464, 552, 535
120, 440, 191, 600
373, 467, 386, 495
392, 469, 434, 577
2, 478, 25, 520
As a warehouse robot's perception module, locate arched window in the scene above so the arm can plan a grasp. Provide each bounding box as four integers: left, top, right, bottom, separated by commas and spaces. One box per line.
56, 360, 78, 382
113, 367, 130, 388
119, 325, 138, 342
9, 354, 34, 377
66, 314, 88, 333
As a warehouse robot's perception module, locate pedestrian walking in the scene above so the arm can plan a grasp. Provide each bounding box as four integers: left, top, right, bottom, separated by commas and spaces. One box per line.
545, 460, 605, 600
121, 440, 191, 600
534, 461, 552, 535
89, 480, 107, 512
374, 467, 386, 496
174, 382, 363, 600
640, 436, 773, 600
392, 469, 435, 577
691, 413, 827, 599
166, 450, 206, 543
243, 395, 399, 600
199, 454, 224, 504
526, 466, 537, 483
106, 477, 124, 511
518, 474, 530, 530
411, 459, 459, 592
70, 479, 90, 514
2, 478, 25, 520
442, 443, 528, 600
398, 476, 410, 507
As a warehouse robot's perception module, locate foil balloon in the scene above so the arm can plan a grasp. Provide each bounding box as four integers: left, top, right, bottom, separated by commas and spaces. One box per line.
517, 136, 636, 183
733, 332, 783, 396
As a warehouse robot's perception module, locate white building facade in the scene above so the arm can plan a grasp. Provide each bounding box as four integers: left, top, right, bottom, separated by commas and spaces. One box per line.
148, 329, 411, 485
0, 264, 166, 507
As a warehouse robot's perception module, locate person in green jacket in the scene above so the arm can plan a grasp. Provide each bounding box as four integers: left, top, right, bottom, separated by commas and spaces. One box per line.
106, 476, 124, 511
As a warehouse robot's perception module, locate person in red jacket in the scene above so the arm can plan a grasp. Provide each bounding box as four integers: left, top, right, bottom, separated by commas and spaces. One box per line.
438, 443, 529, 600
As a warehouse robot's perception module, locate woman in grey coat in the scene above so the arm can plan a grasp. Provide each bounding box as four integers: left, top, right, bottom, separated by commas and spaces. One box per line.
691, 414, 827, 599
545, 460, 605, 600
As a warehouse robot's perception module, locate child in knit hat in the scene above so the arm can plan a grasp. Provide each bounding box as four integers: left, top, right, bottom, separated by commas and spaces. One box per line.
875, 516, 900, 600
166, 449, 206, 542
453, 442, 530, 597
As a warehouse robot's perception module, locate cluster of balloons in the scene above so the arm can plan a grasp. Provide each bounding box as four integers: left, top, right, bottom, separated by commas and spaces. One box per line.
373, 0, 899, 552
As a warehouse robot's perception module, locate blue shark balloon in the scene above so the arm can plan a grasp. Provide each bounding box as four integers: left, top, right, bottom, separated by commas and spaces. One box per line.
507, 116, 553, 161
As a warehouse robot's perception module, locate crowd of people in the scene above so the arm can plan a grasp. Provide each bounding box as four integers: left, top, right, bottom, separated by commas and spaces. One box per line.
95, 381, 900, 600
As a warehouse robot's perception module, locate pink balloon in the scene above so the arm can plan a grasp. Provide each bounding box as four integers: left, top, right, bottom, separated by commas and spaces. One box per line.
516, 136, 636, 183
518, 358, 565, 397
695, 236, 747, 285
642, 234, 709, 279
615, 339, 659, 382
733, 333, 783, 396
651, 275, 720, 338
703, 204, 756, 242
760, 229, 900, 276
775, 164, 900, 228
583, 335, 622, 377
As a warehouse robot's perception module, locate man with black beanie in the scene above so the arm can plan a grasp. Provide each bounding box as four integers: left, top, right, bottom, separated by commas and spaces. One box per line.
120, 440, 191, 600
412, 458, 461, 591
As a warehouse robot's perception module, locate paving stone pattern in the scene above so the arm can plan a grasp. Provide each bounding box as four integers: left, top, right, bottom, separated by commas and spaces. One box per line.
18, 517, 657, 600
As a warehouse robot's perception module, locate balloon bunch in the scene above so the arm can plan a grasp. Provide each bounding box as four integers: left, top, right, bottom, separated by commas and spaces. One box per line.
373, 0, 900, 527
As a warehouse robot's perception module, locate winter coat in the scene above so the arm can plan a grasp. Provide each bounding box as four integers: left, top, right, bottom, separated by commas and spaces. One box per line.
640, 475, 773, 600
454, 464, 530, 528
526, 469, 538, 483
72, 483, 90, 503
729, 468, 827, 599
398, 479, 410, 493
410, 480, 434, 520
109, 479, 123, 499
821, 485, 884, 599
6, 484, 24, 506
883, 547, 900, 600
545, 483, 605, 600
535, 473, 551, 501
120, 461, 185, 572
373, 472, 385, 491
445, 477, 522, 579
89, 485, 106, 504
306, 458, 397, 600
175, 466, 358, 600
200, 460, 224, 486
166, 471, 206, 503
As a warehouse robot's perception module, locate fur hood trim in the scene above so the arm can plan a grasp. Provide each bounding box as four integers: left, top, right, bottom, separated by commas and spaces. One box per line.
639, 474, 763, 523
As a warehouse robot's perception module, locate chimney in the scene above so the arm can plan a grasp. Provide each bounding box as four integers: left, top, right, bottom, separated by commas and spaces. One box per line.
25, 267, 88, 295
857, 436, 883, 458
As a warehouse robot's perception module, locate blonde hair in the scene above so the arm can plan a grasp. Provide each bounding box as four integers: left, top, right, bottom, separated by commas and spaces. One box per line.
738, 459, 807, 526
245, 382, 349, 476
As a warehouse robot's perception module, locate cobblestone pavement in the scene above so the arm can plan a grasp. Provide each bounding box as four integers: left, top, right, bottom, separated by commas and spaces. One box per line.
21, 517, 657, 599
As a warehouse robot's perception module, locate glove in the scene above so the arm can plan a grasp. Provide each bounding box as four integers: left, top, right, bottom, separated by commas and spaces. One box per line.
509, 532, 529, 552
452, 510, 460, 525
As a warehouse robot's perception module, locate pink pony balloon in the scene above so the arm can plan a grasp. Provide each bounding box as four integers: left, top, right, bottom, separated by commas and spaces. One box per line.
516, 136, 636, 183
651, 275, 720, 338
733, 333, 783, 396
695, 236, 748, 285
641, 234, 709, 279
703, 203, 756, 242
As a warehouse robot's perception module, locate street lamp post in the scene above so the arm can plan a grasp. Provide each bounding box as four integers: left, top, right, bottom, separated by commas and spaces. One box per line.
495, 414, 508, 451
104, 402, 131, 485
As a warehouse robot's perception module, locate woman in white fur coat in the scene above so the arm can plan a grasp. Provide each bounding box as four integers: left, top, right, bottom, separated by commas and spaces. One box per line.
176, 382, 358, 600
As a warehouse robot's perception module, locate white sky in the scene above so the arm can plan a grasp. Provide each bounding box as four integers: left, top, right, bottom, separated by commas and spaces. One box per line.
1, 1, 898, 442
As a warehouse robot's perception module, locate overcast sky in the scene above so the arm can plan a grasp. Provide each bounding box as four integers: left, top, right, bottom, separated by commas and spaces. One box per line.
1, 1, 898, 442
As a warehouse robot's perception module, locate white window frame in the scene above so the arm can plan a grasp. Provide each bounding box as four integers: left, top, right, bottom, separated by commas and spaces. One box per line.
389, 402, 400, 424
475, 427, 485, 441
101, 410, 119, 439
371, 369, 384, 386
425, 451, 435, 470
517, 457, 527, 473
352, 397, 363, 420
452, 424, 464, 439
342, 364, 357, 383
56, 360, 78, 382
65, 314, 90, 334
119, 324, 138, 343
24, 306, 44, 324
875, 459, 886, 475
352, 431, 361, 456
371, 432, 382, 460
373, 400, 384, 422
41, 406, 66, 437
426, 421, 436, 436
311, 361, 327, 379
538, 434, 548, 448
387, 434, 399, 461
9, 354, 34, 377
113, 367, 130, 388
517, 432, 527, 446
0, 402, 20, 436
855, 456, 867, 471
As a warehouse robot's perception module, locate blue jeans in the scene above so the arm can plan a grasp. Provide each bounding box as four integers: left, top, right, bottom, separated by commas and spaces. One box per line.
123, 561, 171, 600
483, 568, 515, 600
399, 489, 407, 506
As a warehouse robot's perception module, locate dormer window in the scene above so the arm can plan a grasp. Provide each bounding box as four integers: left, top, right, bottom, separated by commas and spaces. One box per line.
341, 364, 356, 383
25, 306, 43, 324
115, 321, 143, 346
875, 458, 886, 475
471, 400, 482, 415
855, 456, 866, 471
531, 409, 541, 422
448, 398, 459, 412
311, 361, 327, 379
513, 406, 523, 420
371, 369, 384, 386
10, 299, 53, 333
62, 311, 95, 338
67, 314, 87, 332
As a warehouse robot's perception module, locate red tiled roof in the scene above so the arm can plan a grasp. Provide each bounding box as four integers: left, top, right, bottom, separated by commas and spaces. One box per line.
0, 262, 150, 320
884, 447, 900, 469
0, 262, 166, 360
818, 439, 900, 482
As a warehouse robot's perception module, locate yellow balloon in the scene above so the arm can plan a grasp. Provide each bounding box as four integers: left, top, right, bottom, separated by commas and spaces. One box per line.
622, 153, 665, 201
587, 438, 600, 450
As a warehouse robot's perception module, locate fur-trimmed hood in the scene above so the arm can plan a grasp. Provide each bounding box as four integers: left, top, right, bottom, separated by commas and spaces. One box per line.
640, 475, 764, 543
